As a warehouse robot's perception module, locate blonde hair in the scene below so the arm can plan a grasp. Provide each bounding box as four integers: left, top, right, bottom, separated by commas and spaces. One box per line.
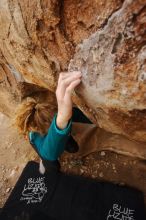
15, 93, 57, 135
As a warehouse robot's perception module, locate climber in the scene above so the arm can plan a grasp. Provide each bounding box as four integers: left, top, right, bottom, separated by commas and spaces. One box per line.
15, 71, 91, 174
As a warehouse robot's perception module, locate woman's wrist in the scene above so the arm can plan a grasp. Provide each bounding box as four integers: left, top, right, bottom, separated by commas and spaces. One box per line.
56, 114, 70, 130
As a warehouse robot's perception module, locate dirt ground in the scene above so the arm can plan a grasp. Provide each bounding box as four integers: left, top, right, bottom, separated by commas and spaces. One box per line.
0, 113, 37, 207
0, 113, 146, 208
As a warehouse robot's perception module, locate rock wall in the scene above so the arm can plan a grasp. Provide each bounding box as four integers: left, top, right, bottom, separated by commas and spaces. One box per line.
69, 0, 146, 142
0, 0, 146, 157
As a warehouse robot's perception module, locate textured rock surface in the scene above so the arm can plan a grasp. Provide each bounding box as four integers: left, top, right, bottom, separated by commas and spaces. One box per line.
69, 0, 146, 142
0, 0, 146, 158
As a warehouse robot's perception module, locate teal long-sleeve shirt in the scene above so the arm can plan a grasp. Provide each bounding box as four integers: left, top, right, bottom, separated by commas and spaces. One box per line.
29, 115, 72, 161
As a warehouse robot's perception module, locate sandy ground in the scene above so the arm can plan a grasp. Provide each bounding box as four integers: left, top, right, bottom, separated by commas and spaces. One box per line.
0, 113, 37, 207
0, 113, 146, 208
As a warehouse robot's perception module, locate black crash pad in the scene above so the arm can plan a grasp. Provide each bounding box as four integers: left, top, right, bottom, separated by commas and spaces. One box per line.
0, 161, 146, 220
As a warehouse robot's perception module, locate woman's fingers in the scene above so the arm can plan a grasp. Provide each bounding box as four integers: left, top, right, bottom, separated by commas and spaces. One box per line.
64, 78, 81, 99
57, 71, 82, 98
58, 71, 81, 83
60, 74, 81, 88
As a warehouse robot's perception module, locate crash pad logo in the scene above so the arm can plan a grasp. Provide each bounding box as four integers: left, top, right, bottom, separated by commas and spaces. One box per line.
106, 203, 135, 220
20, 177, 47, 204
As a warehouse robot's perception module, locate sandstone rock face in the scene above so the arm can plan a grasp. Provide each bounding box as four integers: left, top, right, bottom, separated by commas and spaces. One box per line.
0, 0, 146, 157
69, 0, 146, 142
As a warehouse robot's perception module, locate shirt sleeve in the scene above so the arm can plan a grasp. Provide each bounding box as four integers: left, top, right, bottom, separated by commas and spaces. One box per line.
29, 114, 72, 161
